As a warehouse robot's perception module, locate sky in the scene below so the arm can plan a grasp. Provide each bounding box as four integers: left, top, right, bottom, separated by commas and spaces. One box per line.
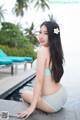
0, 0, 80, 56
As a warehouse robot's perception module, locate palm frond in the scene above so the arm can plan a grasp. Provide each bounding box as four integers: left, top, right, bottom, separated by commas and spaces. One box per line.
0, 5, 7, 23
34, 0, 50, 11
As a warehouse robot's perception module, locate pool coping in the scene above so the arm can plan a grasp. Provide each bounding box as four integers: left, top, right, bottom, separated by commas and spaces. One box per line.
0, 69, 36, 98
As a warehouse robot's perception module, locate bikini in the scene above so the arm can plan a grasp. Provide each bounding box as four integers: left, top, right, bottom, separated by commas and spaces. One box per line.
32, 59, 52, 75
32, 59, 67, 112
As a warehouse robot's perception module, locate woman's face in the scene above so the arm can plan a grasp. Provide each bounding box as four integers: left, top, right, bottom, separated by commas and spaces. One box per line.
39, 25, 49, 47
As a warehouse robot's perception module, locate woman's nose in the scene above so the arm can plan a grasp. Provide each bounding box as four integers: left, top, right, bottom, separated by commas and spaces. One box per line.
40, 33, 44, 38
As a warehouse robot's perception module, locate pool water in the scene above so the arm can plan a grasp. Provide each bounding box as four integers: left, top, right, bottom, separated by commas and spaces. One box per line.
5, 77, 35, 102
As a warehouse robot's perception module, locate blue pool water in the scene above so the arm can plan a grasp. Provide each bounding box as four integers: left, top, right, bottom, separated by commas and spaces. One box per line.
5, 77, 35, 102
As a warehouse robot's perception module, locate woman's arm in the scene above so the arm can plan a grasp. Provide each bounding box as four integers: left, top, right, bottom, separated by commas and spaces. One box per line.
19, 47, 46, 118
30, 48, 46, 109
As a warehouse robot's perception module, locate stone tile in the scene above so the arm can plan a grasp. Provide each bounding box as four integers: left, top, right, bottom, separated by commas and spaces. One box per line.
0, 99, 78, 120
0, 69, 36, 98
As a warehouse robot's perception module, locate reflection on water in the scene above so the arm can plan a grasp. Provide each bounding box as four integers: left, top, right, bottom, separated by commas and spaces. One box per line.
5, 78, 35, 102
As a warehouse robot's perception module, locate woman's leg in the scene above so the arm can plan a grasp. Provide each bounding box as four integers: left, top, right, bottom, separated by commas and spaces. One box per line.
22, 91, 54, 113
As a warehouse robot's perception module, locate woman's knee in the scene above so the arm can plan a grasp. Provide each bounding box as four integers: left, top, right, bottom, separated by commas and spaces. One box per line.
21, 91, 33, 103
21, 91, 27, 99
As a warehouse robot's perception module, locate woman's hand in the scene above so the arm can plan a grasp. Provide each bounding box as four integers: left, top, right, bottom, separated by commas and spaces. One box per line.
17, 105, 35, 118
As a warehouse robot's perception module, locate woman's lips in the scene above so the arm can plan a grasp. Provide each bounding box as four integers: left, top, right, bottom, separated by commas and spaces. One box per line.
40, 39, 44, 43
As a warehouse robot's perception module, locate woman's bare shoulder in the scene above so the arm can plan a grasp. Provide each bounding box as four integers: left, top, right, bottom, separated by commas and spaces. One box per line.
37, 47, 48, 60
38, 47, 48, 54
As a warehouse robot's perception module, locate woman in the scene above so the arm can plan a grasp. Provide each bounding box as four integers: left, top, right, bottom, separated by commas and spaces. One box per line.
18, 21, 67, 118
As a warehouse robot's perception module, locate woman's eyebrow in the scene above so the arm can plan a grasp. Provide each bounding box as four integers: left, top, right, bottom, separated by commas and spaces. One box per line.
39, 30, 47, 32
44, 31, 48, 32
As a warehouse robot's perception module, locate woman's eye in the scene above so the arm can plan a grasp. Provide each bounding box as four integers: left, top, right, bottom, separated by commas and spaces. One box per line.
45, 32, 48, 35
39, 31, 41, 34
39, 31, 48, 35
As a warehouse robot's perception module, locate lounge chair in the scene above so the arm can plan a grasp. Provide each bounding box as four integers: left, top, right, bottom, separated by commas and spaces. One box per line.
0, 58, 13, 75
0, 49, 33, 74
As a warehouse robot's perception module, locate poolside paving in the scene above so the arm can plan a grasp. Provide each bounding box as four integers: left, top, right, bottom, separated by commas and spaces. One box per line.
0, 98, 80, 120
0, 56, 80, 120
0, 67, 36, 98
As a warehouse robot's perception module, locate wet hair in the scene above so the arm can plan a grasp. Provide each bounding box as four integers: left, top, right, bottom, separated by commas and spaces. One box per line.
40, 21, 64, 83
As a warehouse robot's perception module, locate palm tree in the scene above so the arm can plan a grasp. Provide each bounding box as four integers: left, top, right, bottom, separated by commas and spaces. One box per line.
48, 14, 55, 21
34, 0, 50, 11
12, 0, 28, 17
12, 0, 50, 45
24, 22, 39, 46
13, 0, 50, 17
0, 5, 6, 23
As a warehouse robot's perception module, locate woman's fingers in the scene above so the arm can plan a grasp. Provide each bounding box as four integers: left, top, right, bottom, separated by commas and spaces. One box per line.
18, 110, 28, 118
17, 106, 35, 118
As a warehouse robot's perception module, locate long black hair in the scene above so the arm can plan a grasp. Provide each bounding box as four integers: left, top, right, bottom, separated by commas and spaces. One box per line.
40, 21, 64, 83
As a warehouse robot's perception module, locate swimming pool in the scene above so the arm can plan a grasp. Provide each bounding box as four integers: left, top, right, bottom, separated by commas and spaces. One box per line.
5, 77, 36, 102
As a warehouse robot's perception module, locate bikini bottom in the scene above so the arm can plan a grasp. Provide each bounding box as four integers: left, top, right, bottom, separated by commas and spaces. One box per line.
42, 86, 67, 112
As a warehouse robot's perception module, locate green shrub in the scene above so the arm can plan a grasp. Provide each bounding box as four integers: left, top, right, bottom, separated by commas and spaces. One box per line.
0, 22, 34, 49
0, 45, 37, 60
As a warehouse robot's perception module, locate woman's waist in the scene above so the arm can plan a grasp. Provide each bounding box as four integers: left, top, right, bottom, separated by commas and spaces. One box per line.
41, 85, 59, 96
41, 83, 65, 96
41, 89, 55, 96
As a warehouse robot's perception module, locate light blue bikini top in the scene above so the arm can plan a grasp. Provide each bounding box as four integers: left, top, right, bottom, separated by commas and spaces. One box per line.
32, 59, 52, 76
